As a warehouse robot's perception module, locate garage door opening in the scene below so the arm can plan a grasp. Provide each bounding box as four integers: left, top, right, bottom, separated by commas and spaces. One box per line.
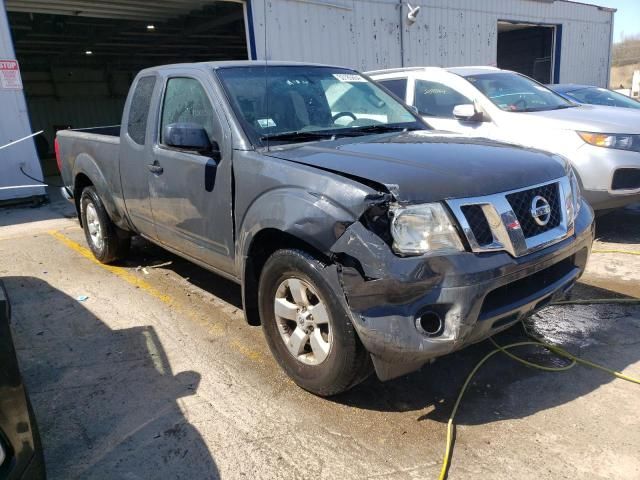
6, 1, 249, 176
497, 21, 559, 85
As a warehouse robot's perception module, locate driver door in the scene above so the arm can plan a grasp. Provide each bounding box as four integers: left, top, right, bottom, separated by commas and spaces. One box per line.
148, 73, 234, 275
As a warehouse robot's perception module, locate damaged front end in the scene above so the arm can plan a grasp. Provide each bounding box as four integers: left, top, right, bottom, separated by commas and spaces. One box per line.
327, 182, 594, 382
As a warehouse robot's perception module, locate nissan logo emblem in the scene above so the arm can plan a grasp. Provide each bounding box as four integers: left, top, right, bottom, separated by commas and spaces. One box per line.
530, 195, 551, 226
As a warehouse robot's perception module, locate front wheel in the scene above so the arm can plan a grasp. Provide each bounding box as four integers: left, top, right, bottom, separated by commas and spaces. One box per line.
80, 186, 130, 263
258, 249, 372, 396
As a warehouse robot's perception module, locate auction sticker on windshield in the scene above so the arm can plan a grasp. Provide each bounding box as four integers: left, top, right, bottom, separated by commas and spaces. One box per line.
333, 73, 366, 83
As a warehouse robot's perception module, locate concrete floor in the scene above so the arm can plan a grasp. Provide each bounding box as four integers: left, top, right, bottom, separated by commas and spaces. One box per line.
1, 194, 639, 480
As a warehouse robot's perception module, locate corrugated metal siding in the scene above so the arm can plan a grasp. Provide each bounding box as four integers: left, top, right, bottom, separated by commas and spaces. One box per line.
0, 0, 45, 200
251, 0, 402, 71
251, 0, 613, 86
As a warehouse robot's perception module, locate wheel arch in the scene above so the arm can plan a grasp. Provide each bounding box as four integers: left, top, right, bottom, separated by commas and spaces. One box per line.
241, 228, 331, 326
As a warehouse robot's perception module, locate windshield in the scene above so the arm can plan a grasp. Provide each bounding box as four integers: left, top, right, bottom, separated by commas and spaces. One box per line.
564, 87, 640, 110
464, 72, 573, 112
216, 66, 423, 145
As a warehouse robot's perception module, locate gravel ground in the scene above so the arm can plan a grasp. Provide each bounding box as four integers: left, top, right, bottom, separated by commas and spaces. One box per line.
1, 196, 639, 480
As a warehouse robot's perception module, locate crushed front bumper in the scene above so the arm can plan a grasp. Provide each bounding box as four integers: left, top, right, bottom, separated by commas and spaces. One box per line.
330, 203, 595, 381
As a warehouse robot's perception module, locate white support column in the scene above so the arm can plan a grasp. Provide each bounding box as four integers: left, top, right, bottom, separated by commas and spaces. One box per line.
0, 0, 46, 202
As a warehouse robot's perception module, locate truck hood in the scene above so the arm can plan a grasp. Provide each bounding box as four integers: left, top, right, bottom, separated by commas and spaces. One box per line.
520, 104, 640, 134
265, 130, 566, 203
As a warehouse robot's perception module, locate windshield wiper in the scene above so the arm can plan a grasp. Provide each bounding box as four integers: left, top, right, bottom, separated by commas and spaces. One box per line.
518, 104, 576, 112
345, 124, 419, 135
260, 131, 337, 143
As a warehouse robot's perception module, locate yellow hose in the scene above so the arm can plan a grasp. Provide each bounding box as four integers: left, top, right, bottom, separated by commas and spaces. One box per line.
437, 319, 640, 480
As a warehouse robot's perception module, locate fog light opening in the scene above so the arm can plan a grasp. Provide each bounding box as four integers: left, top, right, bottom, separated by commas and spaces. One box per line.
416, 311, 444, 337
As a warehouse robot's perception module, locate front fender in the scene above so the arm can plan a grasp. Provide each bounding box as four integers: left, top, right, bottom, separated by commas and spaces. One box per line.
237, 186, 359, 265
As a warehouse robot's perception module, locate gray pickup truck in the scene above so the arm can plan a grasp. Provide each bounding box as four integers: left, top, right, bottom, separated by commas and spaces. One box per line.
56, 61, 594, 396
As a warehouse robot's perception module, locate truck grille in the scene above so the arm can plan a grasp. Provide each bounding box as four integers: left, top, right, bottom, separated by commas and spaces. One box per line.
505, 182, 561, 238
447, 177, 573, 258
460, 205, 493, 246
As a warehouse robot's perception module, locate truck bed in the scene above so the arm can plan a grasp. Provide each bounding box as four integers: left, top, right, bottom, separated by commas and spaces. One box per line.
56, 125, 122, 206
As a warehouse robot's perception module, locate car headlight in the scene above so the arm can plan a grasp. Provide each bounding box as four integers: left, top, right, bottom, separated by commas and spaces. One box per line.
568, 169, 582, 221
390, 202, 464, 255
577, 131, 640, 152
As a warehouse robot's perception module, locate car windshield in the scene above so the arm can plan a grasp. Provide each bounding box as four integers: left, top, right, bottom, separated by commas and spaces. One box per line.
216, 66, 423, 145
564, 87, 640, 109
464, 72, 574, 112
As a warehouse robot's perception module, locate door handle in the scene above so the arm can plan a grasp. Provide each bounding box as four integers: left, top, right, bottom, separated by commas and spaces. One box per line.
147, 162, 164, 175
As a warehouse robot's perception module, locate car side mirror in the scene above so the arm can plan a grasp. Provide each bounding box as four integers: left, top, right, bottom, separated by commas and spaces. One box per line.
452, 104, 482, 121
164, 122, 214, 154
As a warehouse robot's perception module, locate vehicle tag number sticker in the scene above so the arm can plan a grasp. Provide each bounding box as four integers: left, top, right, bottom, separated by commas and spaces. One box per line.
333, 73, 366, 83
257, 118, 276, 128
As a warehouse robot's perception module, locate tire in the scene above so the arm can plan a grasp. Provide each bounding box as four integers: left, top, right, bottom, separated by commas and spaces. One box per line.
80, 186, 130, 263
258, 248, 372, 396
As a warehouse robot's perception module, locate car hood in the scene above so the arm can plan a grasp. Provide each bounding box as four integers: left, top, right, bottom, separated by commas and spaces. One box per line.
520, 104, 640, 133
265, 130, 566, 203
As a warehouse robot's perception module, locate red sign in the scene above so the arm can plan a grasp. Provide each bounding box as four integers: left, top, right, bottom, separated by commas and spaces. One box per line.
0, 60, 23, 90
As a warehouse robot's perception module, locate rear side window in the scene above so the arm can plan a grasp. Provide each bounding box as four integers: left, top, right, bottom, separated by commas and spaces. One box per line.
414, 80, 472, 118
127, 76, 156, 145
378, 78, 408, 101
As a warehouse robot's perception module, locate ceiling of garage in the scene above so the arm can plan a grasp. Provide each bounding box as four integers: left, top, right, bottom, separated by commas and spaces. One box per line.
7, 2, 248, 71
4, 0, 222, 21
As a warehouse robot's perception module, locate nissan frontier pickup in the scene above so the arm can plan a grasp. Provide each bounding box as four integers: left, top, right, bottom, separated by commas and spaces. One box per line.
56, 61, 594, 396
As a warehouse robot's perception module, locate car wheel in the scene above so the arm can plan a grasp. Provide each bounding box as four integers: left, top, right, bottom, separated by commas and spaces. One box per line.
80, 186, 130, 263
258, 248, 372, 396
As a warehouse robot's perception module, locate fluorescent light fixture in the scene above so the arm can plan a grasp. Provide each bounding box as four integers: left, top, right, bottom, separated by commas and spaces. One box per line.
147, 24, 155, 30
85, 50, 93, 55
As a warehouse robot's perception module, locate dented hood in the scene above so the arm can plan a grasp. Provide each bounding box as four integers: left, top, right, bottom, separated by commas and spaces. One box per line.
266, 130, 567, 203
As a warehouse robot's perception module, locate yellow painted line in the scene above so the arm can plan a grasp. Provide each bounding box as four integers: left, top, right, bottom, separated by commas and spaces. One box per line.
47, 229, 264, 363
48, 230, 173, 304
592, 249, 640, 256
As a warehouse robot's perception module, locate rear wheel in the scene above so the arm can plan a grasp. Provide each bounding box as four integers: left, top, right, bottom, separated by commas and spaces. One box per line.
80, 186, 130, 263
258, 248, 371, 396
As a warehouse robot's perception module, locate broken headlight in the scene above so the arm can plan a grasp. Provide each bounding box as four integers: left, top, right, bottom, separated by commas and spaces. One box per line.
390, 203, 464, 255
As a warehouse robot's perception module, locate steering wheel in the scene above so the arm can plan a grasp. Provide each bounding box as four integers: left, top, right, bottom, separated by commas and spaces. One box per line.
332, 112, 357, 123
348, 118, 383, 127
510, 97, 527, 111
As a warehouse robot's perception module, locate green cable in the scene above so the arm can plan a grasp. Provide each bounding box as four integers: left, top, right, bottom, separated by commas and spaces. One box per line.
438, 317, 640, 479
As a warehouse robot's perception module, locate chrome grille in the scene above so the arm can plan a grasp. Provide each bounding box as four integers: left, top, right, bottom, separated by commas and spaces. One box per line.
447, 177, 573, 258
460, 204, 493, 246
506, 183, 561, 238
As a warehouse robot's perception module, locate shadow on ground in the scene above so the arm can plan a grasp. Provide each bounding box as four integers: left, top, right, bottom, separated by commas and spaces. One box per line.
595, 203, 640, 244
5, 276, 219, 480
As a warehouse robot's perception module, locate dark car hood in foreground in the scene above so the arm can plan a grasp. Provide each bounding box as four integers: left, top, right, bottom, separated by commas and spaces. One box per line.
266, 130, 566, 203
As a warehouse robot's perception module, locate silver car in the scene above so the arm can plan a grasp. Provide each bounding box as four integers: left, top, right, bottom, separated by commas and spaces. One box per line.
369, 66, 640, 211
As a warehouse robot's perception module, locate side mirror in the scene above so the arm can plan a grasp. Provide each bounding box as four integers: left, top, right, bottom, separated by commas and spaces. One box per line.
163, 123, 212, 153
452, 104, 482, 121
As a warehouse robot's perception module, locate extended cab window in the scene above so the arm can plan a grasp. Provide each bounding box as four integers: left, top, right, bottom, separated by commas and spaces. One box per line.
414, 80, 473, 118
378, 78, 408, 101
127, 76, 156, 145
160, 77, 216, 145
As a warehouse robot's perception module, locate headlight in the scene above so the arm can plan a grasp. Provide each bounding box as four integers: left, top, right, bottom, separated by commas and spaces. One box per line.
568, 169, 582, 220
390, 202, 464, 255
577, 131, 640, 152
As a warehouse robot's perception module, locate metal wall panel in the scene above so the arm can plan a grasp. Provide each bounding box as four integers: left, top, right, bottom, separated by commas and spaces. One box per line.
250, 0, 613, 85
0, 0, 45, 201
